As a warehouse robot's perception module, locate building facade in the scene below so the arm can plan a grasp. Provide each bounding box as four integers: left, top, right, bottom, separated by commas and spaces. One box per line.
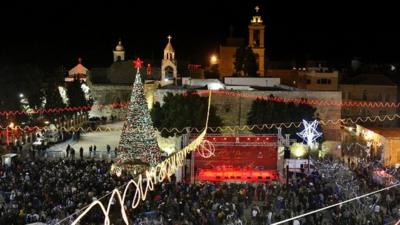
219, 6, 265, 78
356, 125, 400, 167
340, 74, 398, 127
86, 37, 175, 119
154, 89, 342, 141
268, 66, 339, 91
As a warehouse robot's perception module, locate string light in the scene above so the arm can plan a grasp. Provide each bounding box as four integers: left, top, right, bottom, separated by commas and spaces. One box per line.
1, 90, 400, 116
113, 62, 162, 169
5, 113, 400, 133
271, 183, 400, 225
67, 90, 212, 225
196, 140, 215, 158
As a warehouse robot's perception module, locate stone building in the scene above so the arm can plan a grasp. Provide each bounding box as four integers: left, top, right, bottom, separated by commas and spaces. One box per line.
339, 74, 398, 127
268, 66, 339, 91
87, 37, 177, 119
356, 125, 400, 167
219, 6, 265, 77
65, 58, 89, 82
154, 88, 342, 141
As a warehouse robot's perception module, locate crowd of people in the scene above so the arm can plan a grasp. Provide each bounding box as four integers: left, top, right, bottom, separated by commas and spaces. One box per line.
0, 155, 399, 225
128, 159, 400, 225
0, 158, 132, 225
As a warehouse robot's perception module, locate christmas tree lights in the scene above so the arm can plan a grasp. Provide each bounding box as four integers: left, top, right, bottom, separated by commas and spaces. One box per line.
114, 58, 162, 173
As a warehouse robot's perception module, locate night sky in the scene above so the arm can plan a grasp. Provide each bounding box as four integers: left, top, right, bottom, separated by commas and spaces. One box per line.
0, 0, 399, 69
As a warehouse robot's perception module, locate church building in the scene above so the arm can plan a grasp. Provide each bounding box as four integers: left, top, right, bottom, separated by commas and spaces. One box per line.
219, 6, 266, 78
84, 36, 179, 119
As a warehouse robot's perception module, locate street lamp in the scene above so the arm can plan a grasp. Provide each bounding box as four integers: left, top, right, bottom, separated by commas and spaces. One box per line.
19, 93, 24, 98
210, 55, 218, 65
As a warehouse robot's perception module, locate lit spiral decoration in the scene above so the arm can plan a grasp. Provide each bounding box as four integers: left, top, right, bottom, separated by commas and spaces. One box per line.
196, 140, 215, 158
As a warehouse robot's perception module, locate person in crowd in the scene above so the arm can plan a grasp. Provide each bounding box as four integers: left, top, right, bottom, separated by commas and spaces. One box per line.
107, 145, 111, 155
89, 145, 93, 158
79, 147, 84, 160
71, 148, 75, 160
66, 144, 70, 158
0, 155, 399, 225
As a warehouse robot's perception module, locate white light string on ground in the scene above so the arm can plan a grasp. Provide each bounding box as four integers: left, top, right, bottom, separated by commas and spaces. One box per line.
271, 183, 400, 225
56, 91, 212, 225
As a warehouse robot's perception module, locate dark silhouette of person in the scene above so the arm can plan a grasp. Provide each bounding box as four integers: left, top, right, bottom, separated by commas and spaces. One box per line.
66, 144, 70, 158
89, 145, 93, 157
71, 148, 75, 160
80, 147, 84, 160
107, 145, 111, 154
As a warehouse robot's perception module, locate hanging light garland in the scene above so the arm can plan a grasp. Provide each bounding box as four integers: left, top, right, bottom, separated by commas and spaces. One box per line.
66, 90, 212, 225
4, 113, 400, 134
1, 89, 400, 116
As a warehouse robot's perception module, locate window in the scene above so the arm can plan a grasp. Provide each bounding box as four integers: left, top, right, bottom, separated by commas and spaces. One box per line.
306, 79, 311, 84
327, 79, 331, 84
348, 92, 352, 99
317, 79, 321, 84
377, 94, 382, 101
319, 78, 329, 84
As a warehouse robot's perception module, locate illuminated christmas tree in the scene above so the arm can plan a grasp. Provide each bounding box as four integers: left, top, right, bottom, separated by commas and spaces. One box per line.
113, 58, 162, 174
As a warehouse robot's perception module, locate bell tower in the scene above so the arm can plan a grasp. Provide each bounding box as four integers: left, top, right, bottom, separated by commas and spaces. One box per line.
248, 6, 265, 76
161, 35, 177, 85
113, 39, 125, 62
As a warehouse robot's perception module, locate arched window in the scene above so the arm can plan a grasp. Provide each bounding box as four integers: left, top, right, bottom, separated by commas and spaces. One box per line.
164, 66, 174, 79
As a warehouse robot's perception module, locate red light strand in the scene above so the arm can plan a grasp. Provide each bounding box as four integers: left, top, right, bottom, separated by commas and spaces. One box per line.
0, 90, 399, 116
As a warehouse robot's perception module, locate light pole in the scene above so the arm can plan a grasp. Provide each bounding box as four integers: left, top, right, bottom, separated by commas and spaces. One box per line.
296, 120, 322, 173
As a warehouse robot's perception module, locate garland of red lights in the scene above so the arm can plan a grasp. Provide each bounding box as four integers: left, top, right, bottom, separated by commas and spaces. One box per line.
0, 102, 128, 116
1, 90, 399, 116
2, 113, 400, 134
192, 90, 400, 108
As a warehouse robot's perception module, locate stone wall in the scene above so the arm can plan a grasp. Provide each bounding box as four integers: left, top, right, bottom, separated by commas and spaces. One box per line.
88, 82, 159, 119
155, 90, 342, 141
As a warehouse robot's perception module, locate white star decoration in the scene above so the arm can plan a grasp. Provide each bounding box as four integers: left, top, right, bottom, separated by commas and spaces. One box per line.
297, 120, 322, 147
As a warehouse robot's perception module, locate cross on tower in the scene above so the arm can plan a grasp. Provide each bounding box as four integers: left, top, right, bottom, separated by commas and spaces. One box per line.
255, 5, 260, 13
167, 35, 172, 42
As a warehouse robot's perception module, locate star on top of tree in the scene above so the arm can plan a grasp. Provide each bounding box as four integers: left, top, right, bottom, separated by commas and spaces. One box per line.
134, 58, 144, 70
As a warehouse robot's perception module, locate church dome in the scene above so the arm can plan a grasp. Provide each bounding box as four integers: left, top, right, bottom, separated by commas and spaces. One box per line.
115, 40, 124, 51
164, 35, 174, 52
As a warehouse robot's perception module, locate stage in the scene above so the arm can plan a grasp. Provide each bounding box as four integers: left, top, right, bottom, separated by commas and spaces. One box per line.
192, 135, 278, 183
